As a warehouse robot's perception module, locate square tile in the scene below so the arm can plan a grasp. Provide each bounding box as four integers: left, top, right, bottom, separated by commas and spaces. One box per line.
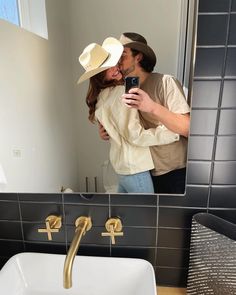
188, 136, 214, 160
190, 109, 217, 135
0, 221, 22, 240
198, 0, 230, 12
218, 110, 236, 135
197, 15, 228, 45
0, 201, 20, 220
159, 185, 209, 208
194, 48, 225, 77
155, 266, 188, 287
213, 162, 236, 184
157, 228, 191, 248
229, 14, 236, 45
187, 161, 211, 184
191, 80, 221, 108
215, 136, 236, 160
110, 206, 157, 227
225, 48, 236, 76
159, 208, 206, 228
210, 186, 236, 208
156, 248, 190, 268
64, 204, 108, 226
221, 80, 236, 108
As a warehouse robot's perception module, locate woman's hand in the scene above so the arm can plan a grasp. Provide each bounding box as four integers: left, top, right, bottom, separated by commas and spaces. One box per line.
98, 122, 110, 140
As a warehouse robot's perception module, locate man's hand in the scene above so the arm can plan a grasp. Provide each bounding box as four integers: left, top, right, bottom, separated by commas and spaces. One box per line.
121, 88, 156, 113
98, 122, 110, 140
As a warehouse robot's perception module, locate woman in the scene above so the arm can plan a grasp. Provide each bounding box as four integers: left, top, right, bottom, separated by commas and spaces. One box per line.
78, 37, 179, 193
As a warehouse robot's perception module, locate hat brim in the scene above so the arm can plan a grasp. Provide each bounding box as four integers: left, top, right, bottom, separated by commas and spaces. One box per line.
77, 37, 123, 84
124, 41, 156, 67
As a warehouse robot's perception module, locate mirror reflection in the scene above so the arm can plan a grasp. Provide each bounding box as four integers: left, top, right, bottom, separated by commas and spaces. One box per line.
0, 0, 196, 194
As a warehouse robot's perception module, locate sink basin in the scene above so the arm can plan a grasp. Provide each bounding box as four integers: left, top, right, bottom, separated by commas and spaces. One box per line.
0, 252, 157, 295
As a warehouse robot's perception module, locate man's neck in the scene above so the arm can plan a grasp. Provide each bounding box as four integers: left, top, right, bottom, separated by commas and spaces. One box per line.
139, 71, 150, 85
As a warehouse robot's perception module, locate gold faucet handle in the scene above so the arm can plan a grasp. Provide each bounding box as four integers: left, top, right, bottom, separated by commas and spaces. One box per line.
38, 215, 62, 241
101, 218, 124, 244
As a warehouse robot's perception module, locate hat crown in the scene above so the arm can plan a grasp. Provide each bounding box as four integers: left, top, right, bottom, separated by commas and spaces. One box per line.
79, 43, 109, 72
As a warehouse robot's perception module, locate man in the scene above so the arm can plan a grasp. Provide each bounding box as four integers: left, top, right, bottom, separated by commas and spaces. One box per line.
100, 32, 190, 194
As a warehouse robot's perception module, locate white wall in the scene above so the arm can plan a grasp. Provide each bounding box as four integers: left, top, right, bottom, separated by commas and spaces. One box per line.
69, 0, 185, 192
0, 0, 79, 192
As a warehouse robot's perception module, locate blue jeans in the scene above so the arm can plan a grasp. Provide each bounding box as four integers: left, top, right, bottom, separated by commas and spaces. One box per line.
117, 171, 154, 193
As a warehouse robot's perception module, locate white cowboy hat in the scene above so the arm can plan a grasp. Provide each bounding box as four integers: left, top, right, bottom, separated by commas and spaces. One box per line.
77, 37, 123, 84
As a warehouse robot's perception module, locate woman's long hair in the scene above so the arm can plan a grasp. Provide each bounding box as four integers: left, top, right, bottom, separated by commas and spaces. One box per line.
86, 70, 123, 123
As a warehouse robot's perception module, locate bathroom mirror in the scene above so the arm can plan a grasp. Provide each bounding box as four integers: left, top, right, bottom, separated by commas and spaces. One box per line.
0, 0, 197, 194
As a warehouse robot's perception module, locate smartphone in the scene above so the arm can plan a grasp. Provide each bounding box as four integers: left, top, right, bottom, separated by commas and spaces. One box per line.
125, 76, 139, 93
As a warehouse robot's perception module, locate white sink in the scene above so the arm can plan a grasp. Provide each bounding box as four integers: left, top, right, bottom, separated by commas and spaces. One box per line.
0, 252, 157, 295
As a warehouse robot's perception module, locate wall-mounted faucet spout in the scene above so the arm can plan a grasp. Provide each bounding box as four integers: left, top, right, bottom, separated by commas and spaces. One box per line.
63, 216, 92, 289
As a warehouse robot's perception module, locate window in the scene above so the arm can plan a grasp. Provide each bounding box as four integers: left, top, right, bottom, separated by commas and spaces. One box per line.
0, 0, 20, 26
0, 0, 48, 39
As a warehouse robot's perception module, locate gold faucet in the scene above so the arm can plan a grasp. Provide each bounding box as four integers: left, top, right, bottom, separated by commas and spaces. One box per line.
63, 216, 92, 289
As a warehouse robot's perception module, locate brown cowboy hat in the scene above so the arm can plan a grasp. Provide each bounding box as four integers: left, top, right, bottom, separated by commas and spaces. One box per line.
119, 33, 156, 67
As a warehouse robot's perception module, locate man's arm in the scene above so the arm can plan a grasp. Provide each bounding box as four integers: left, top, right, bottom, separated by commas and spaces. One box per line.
121, 88, 190, 138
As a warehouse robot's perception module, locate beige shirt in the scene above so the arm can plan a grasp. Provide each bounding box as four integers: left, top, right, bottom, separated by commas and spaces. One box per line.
95, 85, 179, 175
140, 73, 190, 176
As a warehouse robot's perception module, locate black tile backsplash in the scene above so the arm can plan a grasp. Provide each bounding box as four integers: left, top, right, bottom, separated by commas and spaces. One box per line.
187, 161, 212, 184
213, 161, 236, 184
210, 185, 236, 208
197, 15, 228, 46
110, 205, 157, 227
215, 136, 236, 160
191, 80, 221, 108
198, 0, 230, 12
222, 80, 236, 107
188, 136, 214, 160
229, 14, 236, 45
1, 1, 236, 289
194, 48, 225, 77
157, 228, 191, 249
64, 204, 108, 226
190, 109, 217, 135
218, 110, 236, 135
225, 48, 236, 76
156, 248, 190, 268
0, 201, 20, 220
111, 246, 156, 265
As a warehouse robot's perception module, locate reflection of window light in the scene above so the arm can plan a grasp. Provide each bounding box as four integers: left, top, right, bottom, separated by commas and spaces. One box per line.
0, 0, 48, 39
0, 0, 20, 26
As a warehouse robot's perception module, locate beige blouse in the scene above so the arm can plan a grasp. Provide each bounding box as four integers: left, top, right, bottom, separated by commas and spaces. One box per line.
95, 85, 179, 175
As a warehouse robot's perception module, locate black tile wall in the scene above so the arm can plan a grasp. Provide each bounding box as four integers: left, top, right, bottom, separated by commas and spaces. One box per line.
197, 15, 228, 46
194, 48, 225, 77
188, 136, 214, 160
198, 0, 230, 12
1, 0, 236, 289
191, 80, 221, 108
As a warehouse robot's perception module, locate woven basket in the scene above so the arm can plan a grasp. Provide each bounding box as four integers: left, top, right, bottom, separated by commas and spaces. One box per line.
187, 213, 236, 295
